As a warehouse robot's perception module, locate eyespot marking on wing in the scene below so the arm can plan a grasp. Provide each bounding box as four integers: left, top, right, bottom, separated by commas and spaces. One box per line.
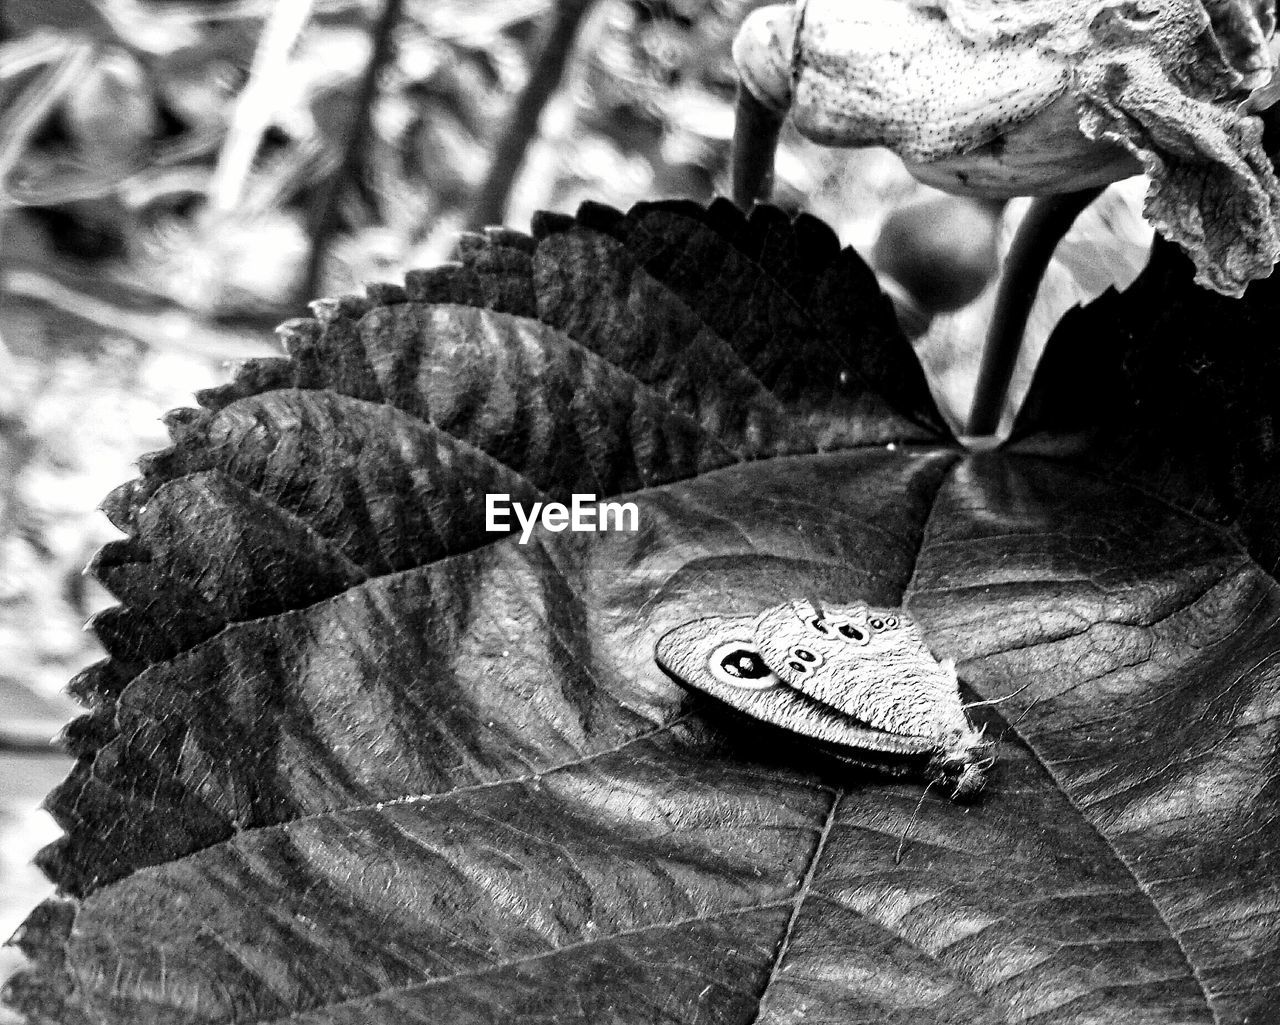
709, 642, 781, 691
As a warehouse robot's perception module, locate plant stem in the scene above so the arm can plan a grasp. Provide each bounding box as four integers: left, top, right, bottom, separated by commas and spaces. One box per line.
730, 80, 783, 209
465, 0, 596, 231
298, 0, 404, 306
966, 187, 1104, 438
210, 0, 315, 214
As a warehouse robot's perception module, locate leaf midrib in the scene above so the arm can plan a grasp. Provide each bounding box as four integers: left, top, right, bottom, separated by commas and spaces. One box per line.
746, 789, 842, 1025
904, 454, 1220, 1023
249, 903, 793, 1025
1008, 703, 1218, 1021
1006, 449, 1279, 590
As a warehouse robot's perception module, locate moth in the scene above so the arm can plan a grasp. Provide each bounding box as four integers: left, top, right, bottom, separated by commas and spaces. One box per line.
655, 598, 993, 799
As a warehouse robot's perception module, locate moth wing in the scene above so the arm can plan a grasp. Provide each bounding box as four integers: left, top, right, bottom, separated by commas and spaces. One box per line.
655, 615, 934, 757
752, 600, 969, 742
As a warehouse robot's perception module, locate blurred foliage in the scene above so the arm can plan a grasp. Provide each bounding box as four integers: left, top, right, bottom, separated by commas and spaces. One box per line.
0, 0, 986, 309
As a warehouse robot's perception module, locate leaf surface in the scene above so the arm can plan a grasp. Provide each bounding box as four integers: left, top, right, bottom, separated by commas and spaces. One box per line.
4, 204, 1277, 1025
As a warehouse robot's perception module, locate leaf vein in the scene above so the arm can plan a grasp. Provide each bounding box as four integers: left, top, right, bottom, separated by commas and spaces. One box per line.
745, 789, 843, 1025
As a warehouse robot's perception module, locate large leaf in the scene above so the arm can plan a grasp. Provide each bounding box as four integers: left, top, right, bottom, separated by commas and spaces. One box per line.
4, 201, 1278, 1024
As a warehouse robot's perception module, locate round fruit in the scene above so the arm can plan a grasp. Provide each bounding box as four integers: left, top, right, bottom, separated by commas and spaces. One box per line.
873, 195, 1002, 315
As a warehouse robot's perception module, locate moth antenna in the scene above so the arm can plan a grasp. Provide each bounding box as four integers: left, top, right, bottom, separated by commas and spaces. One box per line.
963, 678, 1035, 709
1008, 696, 1043, 730
894, 778, 939, 865
986, 697, 1044, 747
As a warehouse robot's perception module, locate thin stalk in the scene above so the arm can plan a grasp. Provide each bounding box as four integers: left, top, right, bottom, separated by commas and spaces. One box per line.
966, 187, 1104, 437
465, 0, 595, 230
209, 0, 315, 214
298, 0, 404, 305
730, 80, 784, 209
0, 729, 69, 756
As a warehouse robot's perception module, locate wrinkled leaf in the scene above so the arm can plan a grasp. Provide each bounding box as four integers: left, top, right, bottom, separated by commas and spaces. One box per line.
4, 200, 1278, 1024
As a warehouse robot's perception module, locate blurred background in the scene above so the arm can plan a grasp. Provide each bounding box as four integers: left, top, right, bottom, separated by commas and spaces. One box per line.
0, 0, 1154, 1010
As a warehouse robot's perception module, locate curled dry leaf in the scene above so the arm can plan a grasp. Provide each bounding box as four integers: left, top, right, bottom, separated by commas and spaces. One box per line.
735, 0, 1280, 295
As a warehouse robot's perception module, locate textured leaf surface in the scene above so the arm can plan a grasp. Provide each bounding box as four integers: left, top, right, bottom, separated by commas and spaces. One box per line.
4, 203, 1278, 1025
